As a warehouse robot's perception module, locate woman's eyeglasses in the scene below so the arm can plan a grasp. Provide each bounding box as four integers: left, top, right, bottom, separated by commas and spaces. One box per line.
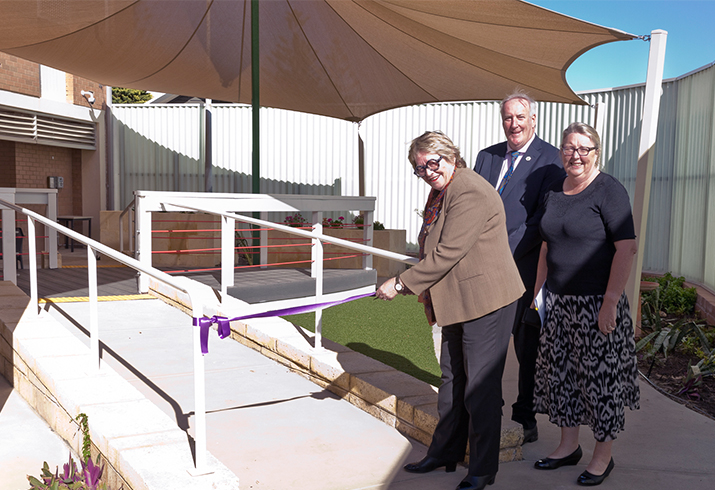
414, 156, 443, 176
561, 146, 597, 156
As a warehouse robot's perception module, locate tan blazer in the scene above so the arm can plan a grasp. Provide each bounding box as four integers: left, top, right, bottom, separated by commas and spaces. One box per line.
401, 168, 525, 326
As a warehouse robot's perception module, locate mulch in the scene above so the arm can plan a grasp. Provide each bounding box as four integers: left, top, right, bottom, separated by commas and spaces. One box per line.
637, 350, 715, 421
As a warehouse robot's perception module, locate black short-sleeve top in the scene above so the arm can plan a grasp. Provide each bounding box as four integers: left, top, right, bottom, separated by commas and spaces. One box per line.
539, 172, 636, 296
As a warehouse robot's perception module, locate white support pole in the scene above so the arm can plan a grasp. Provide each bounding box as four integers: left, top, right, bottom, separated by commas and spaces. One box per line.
88, 246, 100, 371
221, 215, 234, 301
1, 207, 16, 284
628, 29, 668, 310
27, 217, 38, 312
312, 212, 324, 349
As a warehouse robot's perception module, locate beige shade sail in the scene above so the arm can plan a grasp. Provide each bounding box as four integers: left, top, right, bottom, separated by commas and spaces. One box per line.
0, 0, 635, 121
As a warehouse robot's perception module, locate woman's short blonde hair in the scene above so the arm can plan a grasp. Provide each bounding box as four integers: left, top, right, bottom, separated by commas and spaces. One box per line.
408, 131, 467, 169
562, 122, 602, 168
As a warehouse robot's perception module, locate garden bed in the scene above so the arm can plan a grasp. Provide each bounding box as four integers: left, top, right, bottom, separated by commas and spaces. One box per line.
637, 273, 715, 420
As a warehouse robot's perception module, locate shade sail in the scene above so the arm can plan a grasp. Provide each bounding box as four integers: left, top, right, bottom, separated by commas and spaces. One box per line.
0, 0, 635, 121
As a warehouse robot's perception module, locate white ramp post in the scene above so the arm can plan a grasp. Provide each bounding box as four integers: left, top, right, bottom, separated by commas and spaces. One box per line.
260, 211, 268, 268
189, 301, 211, 476
135, 196, 152, 293
27, 217, 38, 312
87, 245, 100, 371
628, 29, 668, 309
221, 215, 234, 301
363, 210, 374, 271
47, 190, 58, 268
312, 212, 324, 349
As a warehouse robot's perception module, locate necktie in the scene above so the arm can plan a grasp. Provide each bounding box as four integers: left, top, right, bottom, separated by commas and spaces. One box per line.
497, 151, 520, 195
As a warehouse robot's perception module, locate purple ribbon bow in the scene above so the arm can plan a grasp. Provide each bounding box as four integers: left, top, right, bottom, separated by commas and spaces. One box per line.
193, 292, 375, 354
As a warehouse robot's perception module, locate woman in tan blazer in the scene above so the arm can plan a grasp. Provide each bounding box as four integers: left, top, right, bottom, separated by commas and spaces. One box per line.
376, 131, 524, 490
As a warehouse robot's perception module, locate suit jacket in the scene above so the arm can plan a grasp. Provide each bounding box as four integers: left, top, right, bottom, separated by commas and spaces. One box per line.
400, 168, 524, 326
474, 135, 564, 290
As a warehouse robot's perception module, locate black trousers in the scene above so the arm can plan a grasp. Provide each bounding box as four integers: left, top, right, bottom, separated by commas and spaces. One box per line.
426, 300, 517, 476
511, 289, 540, 430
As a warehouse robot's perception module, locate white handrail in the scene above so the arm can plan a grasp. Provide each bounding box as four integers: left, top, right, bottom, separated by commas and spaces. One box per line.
0, 197, 213, 475
165, 203, 418, 348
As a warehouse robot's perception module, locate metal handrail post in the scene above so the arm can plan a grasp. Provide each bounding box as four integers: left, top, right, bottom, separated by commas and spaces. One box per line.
88, 245, 100, 370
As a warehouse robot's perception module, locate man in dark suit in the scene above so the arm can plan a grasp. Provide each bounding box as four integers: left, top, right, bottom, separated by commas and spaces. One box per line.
474, 91, 565, 444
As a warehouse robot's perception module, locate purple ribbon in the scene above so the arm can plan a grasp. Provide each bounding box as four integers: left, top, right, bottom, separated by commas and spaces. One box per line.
193, 292, 375, 354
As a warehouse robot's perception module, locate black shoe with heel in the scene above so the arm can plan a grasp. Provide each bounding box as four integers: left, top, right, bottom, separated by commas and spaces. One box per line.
577, 458, 614, 486
403, 456, 457, 473
456, 474, 496, 490
522, 425, 538, 444
534, 445, 583, 470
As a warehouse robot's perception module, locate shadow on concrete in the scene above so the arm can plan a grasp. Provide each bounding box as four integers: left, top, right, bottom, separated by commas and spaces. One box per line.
42, 300, 199, 463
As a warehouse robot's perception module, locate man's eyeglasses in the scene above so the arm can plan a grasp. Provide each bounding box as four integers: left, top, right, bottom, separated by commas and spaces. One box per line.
561, 146, 598, 157
414, 156, 443, 176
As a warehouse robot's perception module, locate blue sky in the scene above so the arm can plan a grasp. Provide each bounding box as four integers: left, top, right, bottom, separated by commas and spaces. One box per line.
531, 0, 715, 92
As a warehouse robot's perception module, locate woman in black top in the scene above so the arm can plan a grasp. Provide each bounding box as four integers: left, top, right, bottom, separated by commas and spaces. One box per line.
531, 122, 640, 486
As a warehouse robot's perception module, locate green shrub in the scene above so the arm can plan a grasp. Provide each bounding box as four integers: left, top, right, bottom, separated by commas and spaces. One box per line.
643, 272, 698, 315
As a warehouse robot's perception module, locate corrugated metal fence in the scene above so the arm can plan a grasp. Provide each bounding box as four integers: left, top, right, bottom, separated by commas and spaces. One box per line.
111, 62, 715, 291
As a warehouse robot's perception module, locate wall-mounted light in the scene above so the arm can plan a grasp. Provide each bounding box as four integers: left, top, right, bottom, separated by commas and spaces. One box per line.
81, 90, 95, 105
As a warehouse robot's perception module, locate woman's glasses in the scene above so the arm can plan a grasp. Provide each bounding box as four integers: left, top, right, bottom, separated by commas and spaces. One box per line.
414, 156, 443, 176
561, 146, 597, 157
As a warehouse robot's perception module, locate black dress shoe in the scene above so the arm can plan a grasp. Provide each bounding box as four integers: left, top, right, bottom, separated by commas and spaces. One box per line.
523, 425, 539, 444
456, 474, 496, 490
577, 458, 614, 486
403, 456, 457, 473
533, 445, 583, 470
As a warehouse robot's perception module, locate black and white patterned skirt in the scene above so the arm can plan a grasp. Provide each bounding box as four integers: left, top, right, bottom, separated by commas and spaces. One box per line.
533, 290, 640, 442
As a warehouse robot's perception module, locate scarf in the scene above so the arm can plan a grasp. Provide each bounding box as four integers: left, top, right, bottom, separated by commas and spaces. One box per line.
416, 169, 456, 325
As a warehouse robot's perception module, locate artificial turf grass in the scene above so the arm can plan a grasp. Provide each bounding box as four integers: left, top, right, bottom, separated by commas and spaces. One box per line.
281, 294, 442, 386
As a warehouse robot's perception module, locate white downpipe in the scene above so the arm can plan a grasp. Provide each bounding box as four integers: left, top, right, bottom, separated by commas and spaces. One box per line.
88, 246, 100, 371
628, 29, 668, 309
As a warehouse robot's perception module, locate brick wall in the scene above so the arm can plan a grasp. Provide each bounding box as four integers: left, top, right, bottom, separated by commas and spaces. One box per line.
0, 54, 40, 97
13, 142, 79, 216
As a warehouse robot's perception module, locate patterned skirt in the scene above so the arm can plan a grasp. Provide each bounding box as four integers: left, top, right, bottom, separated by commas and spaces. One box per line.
533, 290, 640, 442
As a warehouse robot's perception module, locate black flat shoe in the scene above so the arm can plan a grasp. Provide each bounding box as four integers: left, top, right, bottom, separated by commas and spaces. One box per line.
403, 456, 457, 473
533, 445, 583, 470
577, 458, 614, 486
523, 425, 539, 444
456, 474, 496, 490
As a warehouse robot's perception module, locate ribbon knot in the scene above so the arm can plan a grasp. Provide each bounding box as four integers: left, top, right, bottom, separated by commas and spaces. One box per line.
192, 292, 375, 354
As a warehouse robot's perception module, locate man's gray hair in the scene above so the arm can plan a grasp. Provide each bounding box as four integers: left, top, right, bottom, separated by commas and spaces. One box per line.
500, 90, 537, 118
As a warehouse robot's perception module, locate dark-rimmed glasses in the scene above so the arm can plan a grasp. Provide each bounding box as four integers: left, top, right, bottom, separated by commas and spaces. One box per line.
561, 146, 597, 157
414, 156, 443, 176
